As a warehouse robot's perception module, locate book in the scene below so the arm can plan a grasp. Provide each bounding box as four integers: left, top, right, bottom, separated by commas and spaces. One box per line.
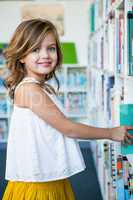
89, 3, 95, 33
127, 11, 133, 75
0, 118, 8, 140
118, 12, 124, 74
0, 96, 8, 115
111, 0, 116, 4
120, 104, 133, 154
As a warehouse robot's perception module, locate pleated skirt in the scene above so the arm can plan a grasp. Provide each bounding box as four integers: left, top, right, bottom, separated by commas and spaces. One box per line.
2, 179, 75, 200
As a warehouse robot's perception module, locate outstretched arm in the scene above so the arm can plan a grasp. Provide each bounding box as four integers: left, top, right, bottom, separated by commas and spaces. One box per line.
14, 83, 133, 144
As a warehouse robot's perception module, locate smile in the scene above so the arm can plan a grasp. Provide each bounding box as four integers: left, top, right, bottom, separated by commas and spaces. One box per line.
37, 62, 51, 67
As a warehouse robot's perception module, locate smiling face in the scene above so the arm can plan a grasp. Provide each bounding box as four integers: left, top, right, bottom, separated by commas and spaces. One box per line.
21, 32, 58, 81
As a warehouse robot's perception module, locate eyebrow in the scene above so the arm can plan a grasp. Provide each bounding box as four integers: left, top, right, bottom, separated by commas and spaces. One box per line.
40, 43, 56, 48
48, 43, 56, 46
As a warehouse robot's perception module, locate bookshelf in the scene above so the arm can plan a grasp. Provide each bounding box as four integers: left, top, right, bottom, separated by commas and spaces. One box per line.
88, 0, 133, 199
50, 64, 88, 119
0, 43, 11, 142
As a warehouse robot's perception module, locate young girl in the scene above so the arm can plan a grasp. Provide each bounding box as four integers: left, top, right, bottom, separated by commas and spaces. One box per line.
2, 18, 133, 200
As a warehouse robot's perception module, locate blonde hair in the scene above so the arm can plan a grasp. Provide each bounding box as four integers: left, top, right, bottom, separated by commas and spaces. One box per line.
4, 18, 62, 99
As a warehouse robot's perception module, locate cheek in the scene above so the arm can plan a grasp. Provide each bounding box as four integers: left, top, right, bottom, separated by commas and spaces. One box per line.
25, 59, 37, 69
54, 53, 58, 63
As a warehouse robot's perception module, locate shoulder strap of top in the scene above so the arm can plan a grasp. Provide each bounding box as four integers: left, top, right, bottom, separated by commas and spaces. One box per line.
14, 77, 40, 95
14, 77, 64, 113
14, 77, 56, 105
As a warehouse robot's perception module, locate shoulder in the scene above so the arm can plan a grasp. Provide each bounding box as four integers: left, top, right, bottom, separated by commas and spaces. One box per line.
14, 82, 48, 108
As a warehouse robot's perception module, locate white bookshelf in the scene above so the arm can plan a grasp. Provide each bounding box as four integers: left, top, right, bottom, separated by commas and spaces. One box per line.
0, 78, 11, 143
88, 0, 133, 199
49, 64, 89, 120
0, 42, 11, 142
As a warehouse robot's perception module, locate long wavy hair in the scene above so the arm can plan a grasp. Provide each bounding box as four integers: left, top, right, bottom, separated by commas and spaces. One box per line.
4, 18, 63, 99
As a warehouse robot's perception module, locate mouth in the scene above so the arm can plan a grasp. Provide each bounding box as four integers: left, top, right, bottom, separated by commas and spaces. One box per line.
37, 62, 51, 67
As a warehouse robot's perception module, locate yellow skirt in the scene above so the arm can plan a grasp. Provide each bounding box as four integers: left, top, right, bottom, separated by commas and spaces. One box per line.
2, 179, 75, 200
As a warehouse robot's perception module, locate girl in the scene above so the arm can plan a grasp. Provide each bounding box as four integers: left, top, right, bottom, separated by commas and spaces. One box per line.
2, 18, 133, 200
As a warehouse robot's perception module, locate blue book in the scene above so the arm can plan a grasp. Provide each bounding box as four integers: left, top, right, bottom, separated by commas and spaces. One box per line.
124, 187, 129, 200
116, 178, 125, 200
120, 104, 133, 154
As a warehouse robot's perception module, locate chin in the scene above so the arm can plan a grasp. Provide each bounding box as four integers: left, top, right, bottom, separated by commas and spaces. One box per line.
43, 69, 54, 74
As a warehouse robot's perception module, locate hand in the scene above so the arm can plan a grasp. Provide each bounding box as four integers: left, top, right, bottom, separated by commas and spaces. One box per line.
110, 126, 133, 144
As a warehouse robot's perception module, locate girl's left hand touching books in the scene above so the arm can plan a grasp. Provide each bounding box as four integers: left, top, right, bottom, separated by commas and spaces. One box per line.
110, 126, 133, 144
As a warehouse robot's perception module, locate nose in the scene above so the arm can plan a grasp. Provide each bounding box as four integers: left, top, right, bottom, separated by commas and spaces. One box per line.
39, 49, 49, 59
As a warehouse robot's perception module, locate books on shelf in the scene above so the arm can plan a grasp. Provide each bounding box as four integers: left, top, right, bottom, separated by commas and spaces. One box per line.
0, 43, 11, 141
48, 64, 88, 118
93, 140, 133, 200
127, 11, 133, 75
106, 76, 115, 122
0, 118, 8, 141
88, 1, 126, 76
115, 10, 125, 75
112, 0, 116, 3
116, 155, 133, 200
89, 70, 115, 126
0, 76, 6, 94
67, 67, 87, 90
88, 1, 133, 199
66, 92, 87, 116
89, 3, 95, 33
94, 0, 104, 31
0, 97, 8, 116
0, 43, 7, 67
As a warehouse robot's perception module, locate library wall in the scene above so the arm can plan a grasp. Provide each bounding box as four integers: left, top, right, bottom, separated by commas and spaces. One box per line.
0, 1, 88, 65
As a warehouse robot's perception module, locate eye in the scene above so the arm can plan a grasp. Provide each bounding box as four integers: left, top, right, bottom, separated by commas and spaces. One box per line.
48, 46, 56, 52
32, 48, 40, 53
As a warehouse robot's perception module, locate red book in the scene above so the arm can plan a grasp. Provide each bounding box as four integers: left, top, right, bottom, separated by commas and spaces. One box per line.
118, 13, 124, 68
111, 0, 116, 4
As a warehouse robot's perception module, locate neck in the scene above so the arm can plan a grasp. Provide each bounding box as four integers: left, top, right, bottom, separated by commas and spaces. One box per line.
25, 75, 45, 82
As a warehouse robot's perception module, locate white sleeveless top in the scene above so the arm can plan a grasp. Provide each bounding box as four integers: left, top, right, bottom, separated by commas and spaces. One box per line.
5, 77, 86, 182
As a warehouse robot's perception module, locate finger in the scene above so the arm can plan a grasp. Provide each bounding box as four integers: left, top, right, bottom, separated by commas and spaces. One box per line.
121, 135, 127, 146
126, 133, 133, 139
126, 126, 133, 130
124, 135, 133, 145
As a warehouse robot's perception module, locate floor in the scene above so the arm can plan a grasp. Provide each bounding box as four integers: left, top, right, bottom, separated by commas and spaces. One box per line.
0, 141, 103, 200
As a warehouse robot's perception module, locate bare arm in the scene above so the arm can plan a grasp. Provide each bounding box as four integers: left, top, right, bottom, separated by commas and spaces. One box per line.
14, 83, 133, 143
